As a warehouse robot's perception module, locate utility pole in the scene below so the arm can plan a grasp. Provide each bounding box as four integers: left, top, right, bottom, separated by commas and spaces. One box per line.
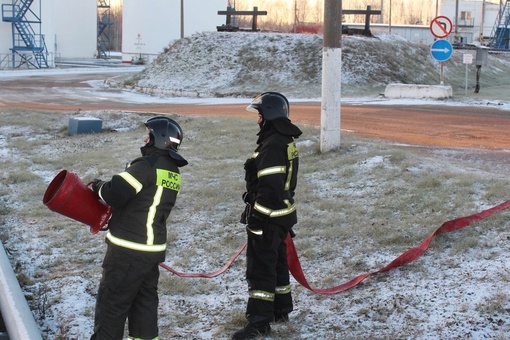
180, 0, 184, 39
380, 0, 384, 23
389, 0, 392, 33
320, 0, 342, 152
480, 0, 486, 43
454, 0, 459, 43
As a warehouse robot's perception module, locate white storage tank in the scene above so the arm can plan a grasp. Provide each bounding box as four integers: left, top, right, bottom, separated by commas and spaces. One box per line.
43, 0, 97, 59
0, 0, 96, 67
122, 0, 227, 64
1, 0, 227, 68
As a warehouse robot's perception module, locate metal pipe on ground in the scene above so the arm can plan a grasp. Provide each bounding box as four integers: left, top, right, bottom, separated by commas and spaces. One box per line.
0, 243, 42, 340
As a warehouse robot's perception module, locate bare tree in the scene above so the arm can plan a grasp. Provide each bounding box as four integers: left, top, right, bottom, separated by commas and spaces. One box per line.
295, 0, 311, 25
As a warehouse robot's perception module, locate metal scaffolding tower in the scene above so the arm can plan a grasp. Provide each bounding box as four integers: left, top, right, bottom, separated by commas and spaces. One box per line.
1, 0, 48, 68
489, 0, 510, 49
97, 0, 113, 59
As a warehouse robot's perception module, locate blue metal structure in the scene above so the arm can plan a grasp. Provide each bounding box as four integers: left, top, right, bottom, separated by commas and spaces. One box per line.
1, 0, 48, 68
97, 0, 113, 59
489, 0, 510, 49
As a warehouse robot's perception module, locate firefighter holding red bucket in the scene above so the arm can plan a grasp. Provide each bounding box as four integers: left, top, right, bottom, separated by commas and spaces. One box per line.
43, 116, 188, 340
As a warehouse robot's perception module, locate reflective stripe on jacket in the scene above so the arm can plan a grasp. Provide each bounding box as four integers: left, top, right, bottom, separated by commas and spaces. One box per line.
99, 150, 181, 253
245, 128, 299, 227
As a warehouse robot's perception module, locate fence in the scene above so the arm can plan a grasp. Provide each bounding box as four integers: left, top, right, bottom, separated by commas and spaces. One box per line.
0, 53, 59, 70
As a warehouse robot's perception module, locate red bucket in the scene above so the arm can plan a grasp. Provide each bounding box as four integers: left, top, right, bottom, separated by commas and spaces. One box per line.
43, 170, 112, 234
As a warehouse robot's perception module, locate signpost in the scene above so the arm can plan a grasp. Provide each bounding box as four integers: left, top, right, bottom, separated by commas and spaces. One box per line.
429, 16, 453, 85
430, 39, 453, 85
462, 53, 473, 95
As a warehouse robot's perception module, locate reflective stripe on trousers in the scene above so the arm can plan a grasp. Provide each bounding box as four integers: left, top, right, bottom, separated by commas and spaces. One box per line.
249, 289, 275, 302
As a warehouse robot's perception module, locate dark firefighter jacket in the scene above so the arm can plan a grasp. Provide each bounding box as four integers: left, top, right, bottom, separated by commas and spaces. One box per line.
97, 147, 186, 257
244, 119, 302, 228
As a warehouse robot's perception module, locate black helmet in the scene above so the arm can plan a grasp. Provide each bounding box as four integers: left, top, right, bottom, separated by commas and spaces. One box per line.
144, 116, 183, 151
246, 92, 290, 121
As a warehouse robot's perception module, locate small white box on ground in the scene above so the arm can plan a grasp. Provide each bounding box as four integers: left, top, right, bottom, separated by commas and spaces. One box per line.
68, 117, 103, 135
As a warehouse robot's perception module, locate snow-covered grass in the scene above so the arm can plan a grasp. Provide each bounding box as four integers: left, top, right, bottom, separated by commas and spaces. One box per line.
1, 108, 510, 339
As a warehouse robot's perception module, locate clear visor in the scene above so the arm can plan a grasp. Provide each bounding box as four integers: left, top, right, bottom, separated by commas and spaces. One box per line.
246, 95, 263, 112
144, 128, 152, 144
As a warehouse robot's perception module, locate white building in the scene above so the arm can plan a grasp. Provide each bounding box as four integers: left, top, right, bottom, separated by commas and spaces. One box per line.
347, 1, 505, 46
0, 0, 97, 68
440, 0, 502, 45
122, 0, 226, 64
1, 0, 227, 69
345, 23, 435, 45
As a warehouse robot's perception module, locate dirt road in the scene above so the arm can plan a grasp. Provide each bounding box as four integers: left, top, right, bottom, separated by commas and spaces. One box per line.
1, 70, 509, 150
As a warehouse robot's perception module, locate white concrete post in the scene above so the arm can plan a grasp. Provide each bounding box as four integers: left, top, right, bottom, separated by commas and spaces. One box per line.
320, 0, 342, 152
320, 48, 342, 152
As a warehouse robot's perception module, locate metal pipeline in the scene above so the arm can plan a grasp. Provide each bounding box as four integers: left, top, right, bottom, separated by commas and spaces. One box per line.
0, 243, 42, 340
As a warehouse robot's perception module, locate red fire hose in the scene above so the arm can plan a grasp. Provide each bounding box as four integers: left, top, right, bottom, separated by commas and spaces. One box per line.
160, 199, 510, 294
159, 241, 246, 278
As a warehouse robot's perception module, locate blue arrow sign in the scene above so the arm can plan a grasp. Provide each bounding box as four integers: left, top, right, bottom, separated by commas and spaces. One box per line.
430, 39, 453, 62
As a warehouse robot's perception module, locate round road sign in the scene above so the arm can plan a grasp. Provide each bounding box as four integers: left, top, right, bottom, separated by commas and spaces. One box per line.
430, 16, 453, 39
430, 39, 453, 62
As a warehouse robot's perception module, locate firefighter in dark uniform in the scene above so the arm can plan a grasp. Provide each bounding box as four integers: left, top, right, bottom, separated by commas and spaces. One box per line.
233, 92, 302, 340
90, 116, 188, 340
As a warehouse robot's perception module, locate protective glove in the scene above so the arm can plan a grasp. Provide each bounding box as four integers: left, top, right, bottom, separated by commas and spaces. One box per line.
246, 212, 268, 240
240, 202, 251, 224
91, 179, 106, 195
240, 192, 256, 224
242, 191, 256, 204
247, 211, 267, 229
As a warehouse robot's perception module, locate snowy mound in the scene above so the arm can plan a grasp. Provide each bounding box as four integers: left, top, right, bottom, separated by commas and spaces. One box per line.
130, 31, 438, 98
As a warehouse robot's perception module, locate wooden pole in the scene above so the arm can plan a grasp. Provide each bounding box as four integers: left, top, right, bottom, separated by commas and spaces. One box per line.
252, 7, 258, 31
389, 0, 392, 33
380, 0, 384, 23
320, 0, 342, 152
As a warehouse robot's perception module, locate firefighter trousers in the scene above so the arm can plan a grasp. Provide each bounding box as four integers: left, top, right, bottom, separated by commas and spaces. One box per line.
245, 222, 293, 323
91, 243, 162, 340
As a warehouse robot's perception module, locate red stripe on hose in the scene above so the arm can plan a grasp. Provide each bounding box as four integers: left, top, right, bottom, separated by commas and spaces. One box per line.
286, 199, 510, 294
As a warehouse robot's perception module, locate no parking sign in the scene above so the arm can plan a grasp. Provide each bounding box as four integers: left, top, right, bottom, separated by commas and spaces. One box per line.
430, 16, 453, 39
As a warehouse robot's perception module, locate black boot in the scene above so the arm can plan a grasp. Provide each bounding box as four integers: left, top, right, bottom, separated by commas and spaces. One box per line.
232, 321, 271, 340
273, 313, 289, 323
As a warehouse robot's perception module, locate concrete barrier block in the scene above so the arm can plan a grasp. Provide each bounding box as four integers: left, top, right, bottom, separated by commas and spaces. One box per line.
384, 83, 453, 99
68, 117, 103, 135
